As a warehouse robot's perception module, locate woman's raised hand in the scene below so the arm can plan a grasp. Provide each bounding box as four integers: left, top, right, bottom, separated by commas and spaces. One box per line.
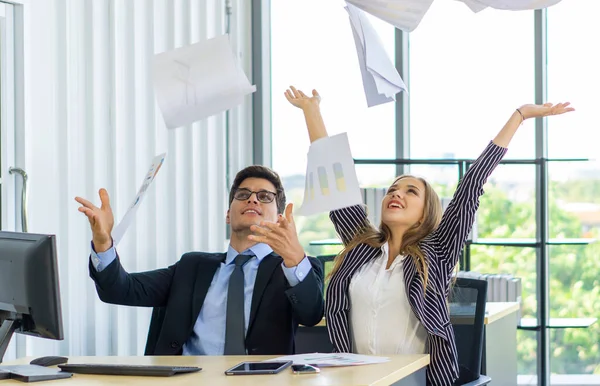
518, 102, 575, 120
285, 86, 321, 110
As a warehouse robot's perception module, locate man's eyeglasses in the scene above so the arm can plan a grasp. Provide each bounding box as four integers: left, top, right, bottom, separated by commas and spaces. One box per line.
233, 188, 277, 203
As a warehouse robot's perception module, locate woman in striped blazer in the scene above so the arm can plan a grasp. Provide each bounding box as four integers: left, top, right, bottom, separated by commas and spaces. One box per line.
285, 86, 574, 385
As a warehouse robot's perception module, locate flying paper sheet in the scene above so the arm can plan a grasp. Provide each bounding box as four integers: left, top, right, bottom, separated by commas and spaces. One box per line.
153, 34, 256, 129
345, 0, 435, 32
456, 0, 563, 11
456, 0, 488, 12
111, 153, 166, 245
298, 133, 362, 216
346, 3, 407, 107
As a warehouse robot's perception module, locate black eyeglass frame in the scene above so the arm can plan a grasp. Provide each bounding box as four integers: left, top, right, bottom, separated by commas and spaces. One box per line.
233, 188, 277, 203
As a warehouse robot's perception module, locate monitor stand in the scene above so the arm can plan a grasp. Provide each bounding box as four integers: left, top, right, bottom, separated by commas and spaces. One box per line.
0, 367, 10, 380
0, 317, 72, 382
0, 365, 73, 382
0, 317, 20, 364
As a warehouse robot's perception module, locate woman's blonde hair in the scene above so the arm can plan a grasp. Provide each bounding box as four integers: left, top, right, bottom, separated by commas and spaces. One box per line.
329, 175, 443, 291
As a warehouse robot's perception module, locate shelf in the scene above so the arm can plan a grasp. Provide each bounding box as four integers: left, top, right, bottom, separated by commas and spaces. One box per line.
547, 238, 596, 245
518, 317, 597, 330
468, 239, 537, 247
311, 238, 596, 247
546, 158, 593, 162
467, 238, 596, 247
310, 238, 342, 246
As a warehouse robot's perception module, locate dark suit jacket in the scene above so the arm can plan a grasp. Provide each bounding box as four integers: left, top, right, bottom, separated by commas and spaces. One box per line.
89, 251, 324, 356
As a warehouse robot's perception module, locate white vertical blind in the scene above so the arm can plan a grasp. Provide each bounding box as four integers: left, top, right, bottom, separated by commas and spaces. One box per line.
9, 0, 253, 359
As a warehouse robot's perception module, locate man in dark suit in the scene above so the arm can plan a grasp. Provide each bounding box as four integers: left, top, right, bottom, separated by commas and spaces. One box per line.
75, 166, 324, 356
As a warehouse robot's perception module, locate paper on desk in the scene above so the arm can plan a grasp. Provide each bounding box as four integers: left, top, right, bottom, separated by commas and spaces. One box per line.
298, 133, 362, 217
346, 3, 407, 107
456, 0, 563, 11
153, 34, 256, 129
345, 0, 434, 32
111, 153, 166, 245
265, 353, 390, 367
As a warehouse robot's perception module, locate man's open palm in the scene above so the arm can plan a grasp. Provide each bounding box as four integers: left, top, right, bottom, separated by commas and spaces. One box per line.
75, 188, 114, 251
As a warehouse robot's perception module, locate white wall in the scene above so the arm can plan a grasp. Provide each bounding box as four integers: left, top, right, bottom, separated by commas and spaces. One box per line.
8, 0, 254, 358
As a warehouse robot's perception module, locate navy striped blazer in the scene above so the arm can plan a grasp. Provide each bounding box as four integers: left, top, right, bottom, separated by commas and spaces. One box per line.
325, 141, 506, 385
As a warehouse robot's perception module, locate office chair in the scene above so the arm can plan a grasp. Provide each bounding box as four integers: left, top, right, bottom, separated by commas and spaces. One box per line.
316, 255, 336, 290
449, 277, 492, 386
316, 254, 336, 265
294, 255, 335, 354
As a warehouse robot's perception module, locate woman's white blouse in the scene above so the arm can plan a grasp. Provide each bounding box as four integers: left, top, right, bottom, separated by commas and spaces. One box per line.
349, 242, 428, 355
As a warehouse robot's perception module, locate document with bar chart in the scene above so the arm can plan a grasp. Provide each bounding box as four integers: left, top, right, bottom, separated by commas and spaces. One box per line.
299, 133, 362, 216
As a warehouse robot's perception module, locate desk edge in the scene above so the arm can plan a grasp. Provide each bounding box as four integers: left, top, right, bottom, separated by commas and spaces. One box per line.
485, 302, 520, 324
371, 355, 430, 386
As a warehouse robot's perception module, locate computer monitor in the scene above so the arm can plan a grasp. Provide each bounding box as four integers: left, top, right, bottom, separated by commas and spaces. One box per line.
0, 231, 64, 363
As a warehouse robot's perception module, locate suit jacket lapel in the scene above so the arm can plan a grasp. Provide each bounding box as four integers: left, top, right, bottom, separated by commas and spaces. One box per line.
191, 253, 224, 326
247, 253, 280, 333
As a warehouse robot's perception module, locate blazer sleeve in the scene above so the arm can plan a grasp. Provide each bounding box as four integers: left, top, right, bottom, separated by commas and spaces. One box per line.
284, 256, 325, 327
429, 141, 507, 270
88, 253, 176, 307
329, 205, 372, 246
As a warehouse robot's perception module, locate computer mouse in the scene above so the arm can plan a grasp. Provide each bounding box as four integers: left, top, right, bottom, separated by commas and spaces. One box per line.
30, 356, 69, 367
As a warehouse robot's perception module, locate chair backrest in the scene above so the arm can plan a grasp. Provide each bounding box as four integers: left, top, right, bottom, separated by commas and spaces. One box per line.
316, 255, 336, 297
449, 277, 488, 385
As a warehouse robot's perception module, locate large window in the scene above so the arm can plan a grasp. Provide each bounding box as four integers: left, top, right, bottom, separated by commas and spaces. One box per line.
547, 0, 600, 379
267, 1, 600, 383
408, 1, 538, 378
409, 0, 535, 160
271, 0, 396, 256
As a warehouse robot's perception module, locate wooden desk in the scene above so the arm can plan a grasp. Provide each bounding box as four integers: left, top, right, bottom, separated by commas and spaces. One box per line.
481, 301, 520, 324
485, 302, 519, 385
449, 301, 520, 325
0, 354, 430, 386
302, 302, 520, 385
453, 302, 520, 386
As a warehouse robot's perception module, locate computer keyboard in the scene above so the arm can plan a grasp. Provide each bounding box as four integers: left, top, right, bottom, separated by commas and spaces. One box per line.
57, 363, 201, 377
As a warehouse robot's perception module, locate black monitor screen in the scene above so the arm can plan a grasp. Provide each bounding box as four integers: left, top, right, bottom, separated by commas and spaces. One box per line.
0, 231, 63, 341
